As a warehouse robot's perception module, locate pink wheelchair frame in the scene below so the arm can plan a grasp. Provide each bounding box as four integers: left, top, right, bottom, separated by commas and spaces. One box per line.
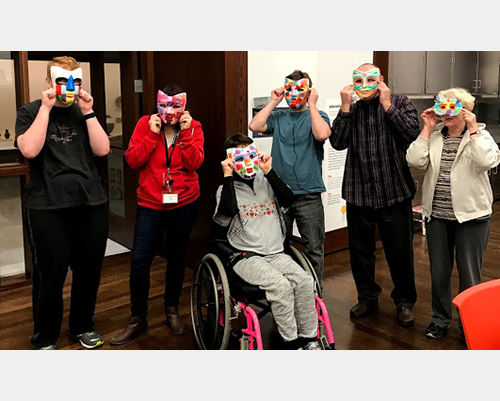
191, 247, 336, 350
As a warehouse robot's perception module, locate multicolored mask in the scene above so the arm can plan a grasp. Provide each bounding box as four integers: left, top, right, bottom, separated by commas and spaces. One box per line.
50, 66, 82, 105
284, 78, 309, 109
352, 68, 380, 99
157, 90, 187, 124
433, 96, 463, 116
227, 145, 259, 180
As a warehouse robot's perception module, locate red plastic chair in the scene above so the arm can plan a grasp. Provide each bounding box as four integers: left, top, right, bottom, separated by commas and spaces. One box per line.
452, 279, 500, 350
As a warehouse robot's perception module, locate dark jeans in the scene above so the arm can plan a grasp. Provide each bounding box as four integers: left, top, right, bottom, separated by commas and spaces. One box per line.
130, 199, 200, 318
426, 216, 491, 328
346, 198, 417, 308
26, 204, 108, 348
284, 193, 325, 283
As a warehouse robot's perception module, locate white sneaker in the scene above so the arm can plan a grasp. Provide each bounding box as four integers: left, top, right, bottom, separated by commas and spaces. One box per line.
301, 340, 322, 350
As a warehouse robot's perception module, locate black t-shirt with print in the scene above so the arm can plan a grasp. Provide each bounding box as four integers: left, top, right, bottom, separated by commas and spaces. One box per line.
15, 100, 107, 210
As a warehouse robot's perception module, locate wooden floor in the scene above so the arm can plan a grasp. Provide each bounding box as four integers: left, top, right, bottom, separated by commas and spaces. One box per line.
1, 203, 499, 351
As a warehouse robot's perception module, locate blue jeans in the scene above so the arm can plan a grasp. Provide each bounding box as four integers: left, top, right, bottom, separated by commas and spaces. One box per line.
130, 199, 200, 318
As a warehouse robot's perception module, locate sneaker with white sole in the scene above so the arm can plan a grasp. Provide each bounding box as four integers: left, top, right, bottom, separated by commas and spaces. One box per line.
425, 322, 448, 339
299, 340, 322, 350
69, 331, 104, 349
34, 344, 58, 350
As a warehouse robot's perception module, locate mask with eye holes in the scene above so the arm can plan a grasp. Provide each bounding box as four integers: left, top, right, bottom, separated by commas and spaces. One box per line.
284, 78, 309, 109
433, 96, 463, 116
352, 68, 380, 99
226, 145, 259, 180
50, 66, 82, 105
156, 90, 187, 124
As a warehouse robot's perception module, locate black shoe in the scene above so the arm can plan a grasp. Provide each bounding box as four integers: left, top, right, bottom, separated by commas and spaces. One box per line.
69, 331, 104, 349
425, 322, 448, 339
33, 344, 57, 350
349, 302, 378, 318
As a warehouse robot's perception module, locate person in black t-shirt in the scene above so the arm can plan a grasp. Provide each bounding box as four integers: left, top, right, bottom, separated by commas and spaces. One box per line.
15, 56, 110, 350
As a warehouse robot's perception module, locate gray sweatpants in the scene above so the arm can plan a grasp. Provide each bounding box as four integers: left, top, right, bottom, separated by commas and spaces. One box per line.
233, 253, 317, 342
426, 217, 491, 328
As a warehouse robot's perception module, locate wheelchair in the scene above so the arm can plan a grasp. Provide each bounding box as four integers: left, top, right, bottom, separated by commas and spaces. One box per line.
189, 238, 336, 350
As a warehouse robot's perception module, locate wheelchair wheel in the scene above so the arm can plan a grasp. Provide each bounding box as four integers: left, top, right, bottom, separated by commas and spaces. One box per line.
288, 246, 322, 298
190, 253, 231, 350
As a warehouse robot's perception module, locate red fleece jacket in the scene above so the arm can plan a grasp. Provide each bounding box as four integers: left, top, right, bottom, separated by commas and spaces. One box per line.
125, 115, 204, 210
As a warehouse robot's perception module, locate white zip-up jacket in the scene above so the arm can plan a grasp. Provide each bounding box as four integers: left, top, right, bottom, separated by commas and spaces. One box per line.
406, 123, 500, 223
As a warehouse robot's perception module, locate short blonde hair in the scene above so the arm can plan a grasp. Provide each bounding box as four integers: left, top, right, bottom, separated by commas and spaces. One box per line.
46, 56, 80, 78
437, 87, 475, 111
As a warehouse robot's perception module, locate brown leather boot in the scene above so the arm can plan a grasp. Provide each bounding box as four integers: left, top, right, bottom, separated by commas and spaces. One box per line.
165, 306, 186, 335
110, 316, 148, 346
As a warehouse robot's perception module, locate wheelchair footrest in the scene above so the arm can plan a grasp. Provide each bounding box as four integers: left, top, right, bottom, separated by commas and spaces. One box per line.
319, 335, 335, 350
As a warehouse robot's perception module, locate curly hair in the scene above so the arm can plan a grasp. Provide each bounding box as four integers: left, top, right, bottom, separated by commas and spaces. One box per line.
437, 87, 475, 111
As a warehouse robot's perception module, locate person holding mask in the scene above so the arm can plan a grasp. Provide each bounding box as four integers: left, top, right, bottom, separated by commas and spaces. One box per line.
15, 56, 110, 350
111, 84, 204, 346
330, 63, 420, 326
249, 70, 331, 284
213, 134, 322, 350
407, 88, 499, 339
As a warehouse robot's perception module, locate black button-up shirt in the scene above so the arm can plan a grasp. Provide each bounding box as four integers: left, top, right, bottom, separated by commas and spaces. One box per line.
330, 94, 420, 209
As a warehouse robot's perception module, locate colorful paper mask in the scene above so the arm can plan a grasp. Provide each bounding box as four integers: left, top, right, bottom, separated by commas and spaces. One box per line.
50, 66, 82, 105
284, 78, 309, 109
227, 145, 259, 180
352, 68, 380, 99
157, 91, 187, 124
433, 96, 463, 116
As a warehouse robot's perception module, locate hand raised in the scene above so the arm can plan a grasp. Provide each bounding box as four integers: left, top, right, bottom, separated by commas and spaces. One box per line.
41, 88, 57, 110
308, 88, 319, 107
377, 80, 392, 109
221, 157, 235, 177
271, 87, 285, 103
462, 109, 479, 133
258, 152, 272, 174
179, 111, 192, 130
77, 89, 94, 114
149, 114, 162, 134
421, 108, 438, 130
340, 85, 355, 111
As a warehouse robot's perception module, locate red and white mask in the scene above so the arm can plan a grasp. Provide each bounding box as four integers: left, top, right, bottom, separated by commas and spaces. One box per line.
227, 145, 259, 180
157, 90, 187, 125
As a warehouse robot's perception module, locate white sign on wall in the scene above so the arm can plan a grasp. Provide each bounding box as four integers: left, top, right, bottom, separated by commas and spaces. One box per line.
322, 99, 347, 232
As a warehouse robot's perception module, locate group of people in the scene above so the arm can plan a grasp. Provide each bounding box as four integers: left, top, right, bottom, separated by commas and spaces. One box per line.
14, 55, 499, 350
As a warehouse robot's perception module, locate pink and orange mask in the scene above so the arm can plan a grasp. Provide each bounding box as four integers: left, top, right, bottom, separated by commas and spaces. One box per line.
352, 68, 380, 99
157, 90, 187, 124
227, 145, 259, 180
284, 78, 310, 109
50, 66, 82, 105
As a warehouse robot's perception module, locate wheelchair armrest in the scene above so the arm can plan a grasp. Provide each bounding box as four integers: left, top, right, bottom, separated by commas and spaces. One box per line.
286, 234, 306, 247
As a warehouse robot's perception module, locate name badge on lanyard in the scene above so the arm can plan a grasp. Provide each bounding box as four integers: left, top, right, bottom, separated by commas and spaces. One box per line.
162, 131, 179, 204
